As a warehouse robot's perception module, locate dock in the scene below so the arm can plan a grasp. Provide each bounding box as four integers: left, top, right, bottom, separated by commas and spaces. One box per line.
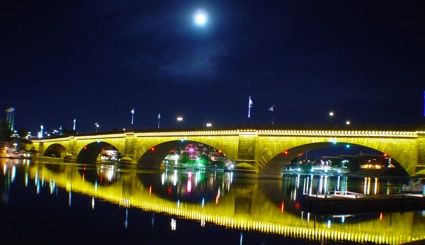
302, 191, 425, 214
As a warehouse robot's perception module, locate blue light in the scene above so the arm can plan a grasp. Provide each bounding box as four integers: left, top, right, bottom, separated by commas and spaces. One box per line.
346, 144, 350, 149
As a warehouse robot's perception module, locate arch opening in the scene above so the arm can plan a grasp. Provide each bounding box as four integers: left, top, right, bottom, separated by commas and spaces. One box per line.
44, 143, 67, 158
260, 142, 408, 178
76, 142, 121, 164
138, 140, 233, 170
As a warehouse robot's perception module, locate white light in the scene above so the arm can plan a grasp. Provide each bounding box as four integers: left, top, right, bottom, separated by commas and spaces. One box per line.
206, 122, 212, 127
346, 120, 351, 125
194, 9, 208, 26
171, 218, 176, 231
177, 117, 183, 121
329, 112, 334, 117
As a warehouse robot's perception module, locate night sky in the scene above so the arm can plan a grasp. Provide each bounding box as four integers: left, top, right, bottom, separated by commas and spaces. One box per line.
1, 0, 425, 134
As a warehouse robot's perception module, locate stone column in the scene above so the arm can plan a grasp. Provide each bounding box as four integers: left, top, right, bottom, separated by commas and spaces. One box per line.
235, 131, 259, 177
124, 133, 136, 161
417, 132, 425, 174
68, 136, 77, 155
38, 142, 44, 155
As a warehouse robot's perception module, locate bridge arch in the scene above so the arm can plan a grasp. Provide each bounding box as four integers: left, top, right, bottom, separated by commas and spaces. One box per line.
137, 140, 233, 169
44, 143, 67, 158
259, 140, 410, 177
76, 141, 122, 164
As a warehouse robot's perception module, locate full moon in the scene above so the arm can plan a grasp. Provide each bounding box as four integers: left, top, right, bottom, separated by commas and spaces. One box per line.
194, 9, 207, 26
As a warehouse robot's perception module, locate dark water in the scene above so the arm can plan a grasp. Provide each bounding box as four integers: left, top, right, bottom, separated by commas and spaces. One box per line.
1, 158, 424, 244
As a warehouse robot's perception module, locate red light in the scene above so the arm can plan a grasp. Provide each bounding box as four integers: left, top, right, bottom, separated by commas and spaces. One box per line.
218, 150, 222, 154
283, 150, 288, 155
298, 153, 303, 157
151, 147, 155, 151
83, 146, 87, 150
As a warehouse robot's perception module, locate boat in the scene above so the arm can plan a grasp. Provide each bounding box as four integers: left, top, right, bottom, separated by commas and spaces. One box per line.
302, 191, 425, 214
401, 178, 425, 194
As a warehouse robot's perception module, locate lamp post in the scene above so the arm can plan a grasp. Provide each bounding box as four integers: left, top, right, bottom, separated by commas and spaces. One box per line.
329, 111, 334, 128
94, 122, 99, 133
177, 116, 183, 128
130, 108, 135, 125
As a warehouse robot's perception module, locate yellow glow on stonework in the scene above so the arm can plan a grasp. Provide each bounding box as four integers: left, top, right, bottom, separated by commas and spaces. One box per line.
26, 163, 425, 245
32, 128, 425, 177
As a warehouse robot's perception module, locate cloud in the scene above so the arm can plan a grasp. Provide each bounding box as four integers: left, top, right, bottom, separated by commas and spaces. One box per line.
156, 42, 230, 83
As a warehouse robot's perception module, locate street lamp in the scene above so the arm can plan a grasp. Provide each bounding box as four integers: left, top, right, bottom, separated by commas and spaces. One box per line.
176, 116, 183, 128
206, 122, 212, 127
329, 111, 334, 127
346, 120, 351, 126
94, 122, 99, 133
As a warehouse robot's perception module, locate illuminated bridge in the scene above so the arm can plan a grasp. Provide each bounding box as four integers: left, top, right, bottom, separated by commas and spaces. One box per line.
26, 162, 425, 244
32, 127, 425, 177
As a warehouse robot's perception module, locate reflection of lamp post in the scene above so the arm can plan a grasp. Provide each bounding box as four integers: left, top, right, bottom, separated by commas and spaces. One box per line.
94, 122, 99, 133
329, 111, 334, 128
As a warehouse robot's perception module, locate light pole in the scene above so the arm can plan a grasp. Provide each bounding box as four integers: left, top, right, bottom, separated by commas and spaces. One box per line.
94, 122, 99, 133
130, 108, 135, 125
329, 111, 334, 128
157, 113, 161, 129
177, 116, 183, 127
73, 118, 76, 131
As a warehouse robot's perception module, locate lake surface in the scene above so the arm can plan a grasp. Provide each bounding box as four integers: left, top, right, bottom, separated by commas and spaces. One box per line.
1, 158, 424, 244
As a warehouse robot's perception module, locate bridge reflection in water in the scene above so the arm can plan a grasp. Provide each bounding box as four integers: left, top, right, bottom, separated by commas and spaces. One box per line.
5, 160, 425, 245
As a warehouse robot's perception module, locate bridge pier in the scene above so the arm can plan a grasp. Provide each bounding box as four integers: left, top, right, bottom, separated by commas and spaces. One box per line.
37, 142, 45, 156
234, 132, 259, 177
124, 133, 137, 163
416, 133, 425, 175
68, 137, 77, 155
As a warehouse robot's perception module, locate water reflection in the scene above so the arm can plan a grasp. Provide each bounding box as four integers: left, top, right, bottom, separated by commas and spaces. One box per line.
141, 169, 233, 203
1, 158, 425, 244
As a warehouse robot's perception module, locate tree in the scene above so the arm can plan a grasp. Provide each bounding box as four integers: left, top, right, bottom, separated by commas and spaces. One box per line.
17, 128, 29, 138
178, 152, 190, 164
197, 155, 209, 166
0, 119, 12, 142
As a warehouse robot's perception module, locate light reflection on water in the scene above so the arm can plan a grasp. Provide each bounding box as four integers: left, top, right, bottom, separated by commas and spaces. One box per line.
1, 158, 425, 244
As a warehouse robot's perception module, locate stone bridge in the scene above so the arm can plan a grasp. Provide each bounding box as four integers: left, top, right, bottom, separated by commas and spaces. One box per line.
32, 127, 425, 177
